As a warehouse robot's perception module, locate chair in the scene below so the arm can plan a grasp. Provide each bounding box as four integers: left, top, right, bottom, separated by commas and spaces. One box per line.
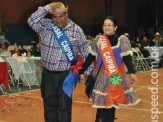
26, 58, 41, 86
6, 57, 21, 89
6, 57, 36, 89
17, 57, 36, 88
131, 48, 150, 71
8, 64, 15, 87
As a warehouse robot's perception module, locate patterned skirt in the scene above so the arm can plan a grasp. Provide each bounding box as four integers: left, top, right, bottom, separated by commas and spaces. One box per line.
91, 69, 141, 109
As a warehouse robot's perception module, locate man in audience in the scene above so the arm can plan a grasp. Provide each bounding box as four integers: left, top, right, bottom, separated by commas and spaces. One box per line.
140, 35, 150, 57
152, 32, 162, 47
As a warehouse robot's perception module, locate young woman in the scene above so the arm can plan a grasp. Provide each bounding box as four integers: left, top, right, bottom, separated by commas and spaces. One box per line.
80, 16, 141, 122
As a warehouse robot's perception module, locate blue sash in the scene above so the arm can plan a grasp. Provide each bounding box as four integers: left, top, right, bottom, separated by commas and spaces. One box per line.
51, 22, 78, 97
51, 22, 76, 64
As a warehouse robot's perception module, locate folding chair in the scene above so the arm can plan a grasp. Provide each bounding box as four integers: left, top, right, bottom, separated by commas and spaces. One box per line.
0, 84, 5, 94
26, 58, 41, 87
8, 64, 15, 87
136, 48, 151, 70
6, 57, 21, 89
17, 57, 36, 88
0, 59, 4, 94
6, 57, 36, 89
131, 48, 150, 71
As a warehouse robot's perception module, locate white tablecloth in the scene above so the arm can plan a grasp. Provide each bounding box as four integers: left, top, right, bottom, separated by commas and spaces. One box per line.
144, 47, 163, 57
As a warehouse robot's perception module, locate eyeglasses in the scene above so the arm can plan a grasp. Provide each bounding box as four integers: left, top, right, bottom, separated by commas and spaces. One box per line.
103, 24, 115, 27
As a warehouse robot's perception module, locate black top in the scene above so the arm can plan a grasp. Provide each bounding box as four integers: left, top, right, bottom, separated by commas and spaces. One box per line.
31, 48, 41, 57
79, 34, 135, 74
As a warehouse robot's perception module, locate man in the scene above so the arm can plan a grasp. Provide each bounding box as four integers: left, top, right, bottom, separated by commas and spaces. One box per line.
152, 32, 162, 47
28, 2, 89, 122
124, 33, 130, 39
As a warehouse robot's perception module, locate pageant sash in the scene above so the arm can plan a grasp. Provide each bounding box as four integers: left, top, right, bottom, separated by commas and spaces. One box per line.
99, 34, 127, 105
62, 55, 83, 97
99, 34, 121, 85
51, 22, 76, 64
51, 22, 82, 98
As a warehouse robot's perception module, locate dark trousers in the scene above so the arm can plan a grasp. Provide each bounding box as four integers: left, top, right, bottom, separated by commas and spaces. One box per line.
41, 69, 72, 122
96, 108, 115, 122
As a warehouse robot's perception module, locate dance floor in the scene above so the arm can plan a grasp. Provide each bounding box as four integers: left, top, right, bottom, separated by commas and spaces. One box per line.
0, 69, 163, 122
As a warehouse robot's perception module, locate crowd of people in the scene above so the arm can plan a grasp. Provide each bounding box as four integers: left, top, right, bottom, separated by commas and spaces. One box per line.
123, 31, 163, 67
0, 42, 41, 57
129, 32, 163, 48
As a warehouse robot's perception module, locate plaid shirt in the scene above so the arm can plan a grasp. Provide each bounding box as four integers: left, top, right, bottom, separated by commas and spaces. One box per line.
28, 5, 89, 71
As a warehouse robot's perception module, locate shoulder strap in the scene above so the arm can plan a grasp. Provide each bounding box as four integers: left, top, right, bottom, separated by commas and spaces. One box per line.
94, 61, 103, 79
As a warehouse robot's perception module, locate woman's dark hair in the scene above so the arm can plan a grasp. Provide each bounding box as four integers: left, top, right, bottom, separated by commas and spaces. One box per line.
104, 16, 118, 27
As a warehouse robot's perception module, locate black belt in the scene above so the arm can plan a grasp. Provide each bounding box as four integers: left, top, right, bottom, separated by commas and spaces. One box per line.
43, 67, 69, 74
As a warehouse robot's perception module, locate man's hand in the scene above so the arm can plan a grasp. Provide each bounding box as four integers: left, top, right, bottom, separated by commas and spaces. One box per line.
48, 2, 66, 14
48, 2, 61, 14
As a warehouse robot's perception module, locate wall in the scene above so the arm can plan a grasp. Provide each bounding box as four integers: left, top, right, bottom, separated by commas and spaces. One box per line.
0, 0, 126, 25
0, 0, 44, 24
0, 0, 126, 44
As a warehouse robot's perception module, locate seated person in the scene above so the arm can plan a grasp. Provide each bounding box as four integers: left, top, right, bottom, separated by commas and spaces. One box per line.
18, 46, 28, 55
31, 42, 41, 57
140, 35, 150, 57
26, 51, 31, 57
131, 36, 141, 48
11, 46, 21, 56
152, 32, 162, 47
135, 37, 141, 47
124, 33, 130, 39
140, 35, 151, 47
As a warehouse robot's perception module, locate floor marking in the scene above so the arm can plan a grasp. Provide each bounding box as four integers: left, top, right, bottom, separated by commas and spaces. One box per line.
0, 89, 40, 97
120, 107, 163, 113
134, 85, 163, 92
73, 100, 92, 104
141, 99, 163, 106
1, 91, 163, 114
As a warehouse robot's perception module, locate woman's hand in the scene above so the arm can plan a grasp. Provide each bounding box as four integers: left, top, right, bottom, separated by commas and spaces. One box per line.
80, 73, 88, 83
80, 74, 85, 82
130, 74, 137, 85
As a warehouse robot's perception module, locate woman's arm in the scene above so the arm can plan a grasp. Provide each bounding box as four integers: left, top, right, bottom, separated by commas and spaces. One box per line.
79, 53, 96, 74
123, 55, 135, 73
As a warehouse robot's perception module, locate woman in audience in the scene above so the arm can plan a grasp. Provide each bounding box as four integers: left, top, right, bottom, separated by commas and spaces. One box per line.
31, 42, 41, 57
11, 46, 20, 56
